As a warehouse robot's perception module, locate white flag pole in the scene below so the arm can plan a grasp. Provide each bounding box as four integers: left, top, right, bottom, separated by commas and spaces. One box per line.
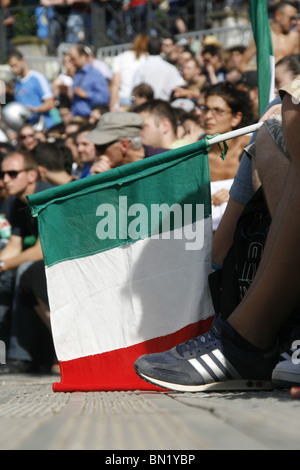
207, 122, 264, 146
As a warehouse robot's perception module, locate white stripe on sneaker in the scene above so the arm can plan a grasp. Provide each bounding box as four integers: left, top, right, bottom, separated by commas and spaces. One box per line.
212, 349, 241, 379
188, 358, 214, 383
189, 349, 242, 383
201, 353, 228, 380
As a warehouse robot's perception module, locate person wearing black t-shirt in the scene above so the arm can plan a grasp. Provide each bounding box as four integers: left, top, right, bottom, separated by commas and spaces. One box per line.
0, 150, 55, 374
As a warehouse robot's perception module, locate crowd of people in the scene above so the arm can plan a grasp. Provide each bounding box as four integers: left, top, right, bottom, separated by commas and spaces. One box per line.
1, 0, 199, 53
0, 0, 299, 399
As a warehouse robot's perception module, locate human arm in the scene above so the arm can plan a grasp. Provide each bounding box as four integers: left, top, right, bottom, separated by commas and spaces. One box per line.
212, 97, 283, 267
40, 0, 66, 6
172, 86, 201, 100
0, 236, 43, 271
205, 63, 218, 85
238, 38, 257, 72
75, 67, 110, 105
27, 97, 56, 114
212, 197, 246, 268
109, 72, 121, 111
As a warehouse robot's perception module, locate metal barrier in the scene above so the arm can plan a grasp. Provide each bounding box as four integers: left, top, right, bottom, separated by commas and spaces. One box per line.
96, 24, 252, 65
21, 22, 253, 81
0, 0, 253, 81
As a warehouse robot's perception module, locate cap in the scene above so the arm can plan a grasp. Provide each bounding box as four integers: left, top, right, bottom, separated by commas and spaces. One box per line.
279, 74, 300, 101
171, 98, 195, 113
87, 112, 144, 146
201, 35, 222, 49
238, 71, 258, 89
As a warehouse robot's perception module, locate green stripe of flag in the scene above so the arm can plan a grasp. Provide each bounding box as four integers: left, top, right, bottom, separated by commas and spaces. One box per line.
250, 0, 275, 116
28, 139, 211, 267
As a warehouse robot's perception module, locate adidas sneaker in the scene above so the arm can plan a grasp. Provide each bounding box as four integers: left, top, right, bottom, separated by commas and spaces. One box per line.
134, 315, 279, 392
272, 345, 300, 388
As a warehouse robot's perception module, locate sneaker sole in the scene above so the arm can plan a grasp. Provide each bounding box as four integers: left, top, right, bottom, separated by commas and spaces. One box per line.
136, 370, 273, 392
272, 372, 300, 388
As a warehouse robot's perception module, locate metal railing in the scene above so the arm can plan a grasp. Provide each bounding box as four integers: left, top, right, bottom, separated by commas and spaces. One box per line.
9, 22, 253, 82
95, 23, 252, 65
0, 1, 253, 80
0, 1, 251, 56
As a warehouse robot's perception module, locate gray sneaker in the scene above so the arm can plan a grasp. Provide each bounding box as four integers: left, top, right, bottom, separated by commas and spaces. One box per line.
134, 315, 279, 392
272, 346, 300, 388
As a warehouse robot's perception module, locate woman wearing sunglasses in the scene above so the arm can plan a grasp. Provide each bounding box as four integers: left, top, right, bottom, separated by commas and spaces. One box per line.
17, 125, 40, 153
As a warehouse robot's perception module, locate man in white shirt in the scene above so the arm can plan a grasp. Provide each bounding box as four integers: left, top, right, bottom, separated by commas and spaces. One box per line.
132, 37, 185, 102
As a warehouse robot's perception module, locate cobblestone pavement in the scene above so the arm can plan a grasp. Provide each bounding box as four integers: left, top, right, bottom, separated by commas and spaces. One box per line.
0, 374, 299, 450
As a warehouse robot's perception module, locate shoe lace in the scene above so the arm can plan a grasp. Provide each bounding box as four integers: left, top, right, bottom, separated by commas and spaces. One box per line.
176, 332, 215, 358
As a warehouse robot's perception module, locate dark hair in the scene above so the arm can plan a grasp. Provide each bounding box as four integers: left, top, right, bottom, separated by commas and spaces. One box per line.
274, 1, 298, 13
58, 93, 72, 109
55, 141, 73, 174
202, 45, 221, 57
226, 45, 246, 54
32, 142, 65, 171
32, 141, 72, 174
91, 104, 109, 114
180, 112, 201, 125
205, 81, 255, 128
76, 122, 97, 136
147, 37, 162, 56
75, 44, 93, 56
46, 123, 66, 138
8, 49, 24, 61
0, 142, 15, 165
162, 34, 176, 43
276, 54, 300, 75
132, 83, 154, 100
135, 99, 178, 134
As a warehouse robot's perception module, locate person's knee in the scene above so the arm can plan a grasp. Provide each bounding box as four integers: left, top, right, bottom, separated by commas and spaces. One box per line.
255, 126, 275, 181
255, 125, 290, 215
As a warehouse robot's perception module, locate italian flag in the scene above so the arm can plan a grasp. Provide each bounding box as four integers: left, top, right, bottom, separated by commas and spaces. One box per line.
250, 0, 275, 115
28, 140, 214, 392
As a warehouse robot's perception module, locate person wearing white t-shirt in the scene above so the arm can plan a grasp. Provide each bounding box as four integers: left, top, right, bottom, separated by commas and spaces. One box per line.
132, 36, 185, 102
109, 34, 149, 110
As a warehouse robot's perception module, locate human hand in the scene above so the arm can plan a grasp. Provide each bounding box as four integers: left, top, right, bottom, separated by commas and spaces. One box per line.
211, 188, 229, 206
74, 86, 88, 99
259, 104, 282, 122
90, 155, 113, 174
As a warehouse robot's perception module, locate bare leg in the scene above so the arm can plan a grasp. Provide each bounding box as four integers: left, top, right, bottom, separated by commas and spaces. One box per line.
227, 97, 300, 350
254, 125, 290, 217
34, 298, 51, 331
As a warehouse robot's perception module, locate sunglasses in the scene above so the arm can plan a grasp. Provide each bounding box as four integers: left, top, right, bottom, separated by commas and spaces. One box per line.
95, 140, 119, 155
19, 134, 35, 140
0, 169, 28, 179
199, 105, 232, 118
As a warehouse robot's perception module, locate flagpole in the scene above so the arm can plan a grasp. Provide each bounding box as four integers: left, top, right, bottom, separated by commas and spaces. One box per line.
207, 121, 264, 146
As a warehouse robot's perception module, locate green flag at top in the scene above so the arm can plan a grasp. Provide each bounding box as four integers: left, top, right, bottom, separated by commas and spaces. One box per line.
250, 0, 275, 116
